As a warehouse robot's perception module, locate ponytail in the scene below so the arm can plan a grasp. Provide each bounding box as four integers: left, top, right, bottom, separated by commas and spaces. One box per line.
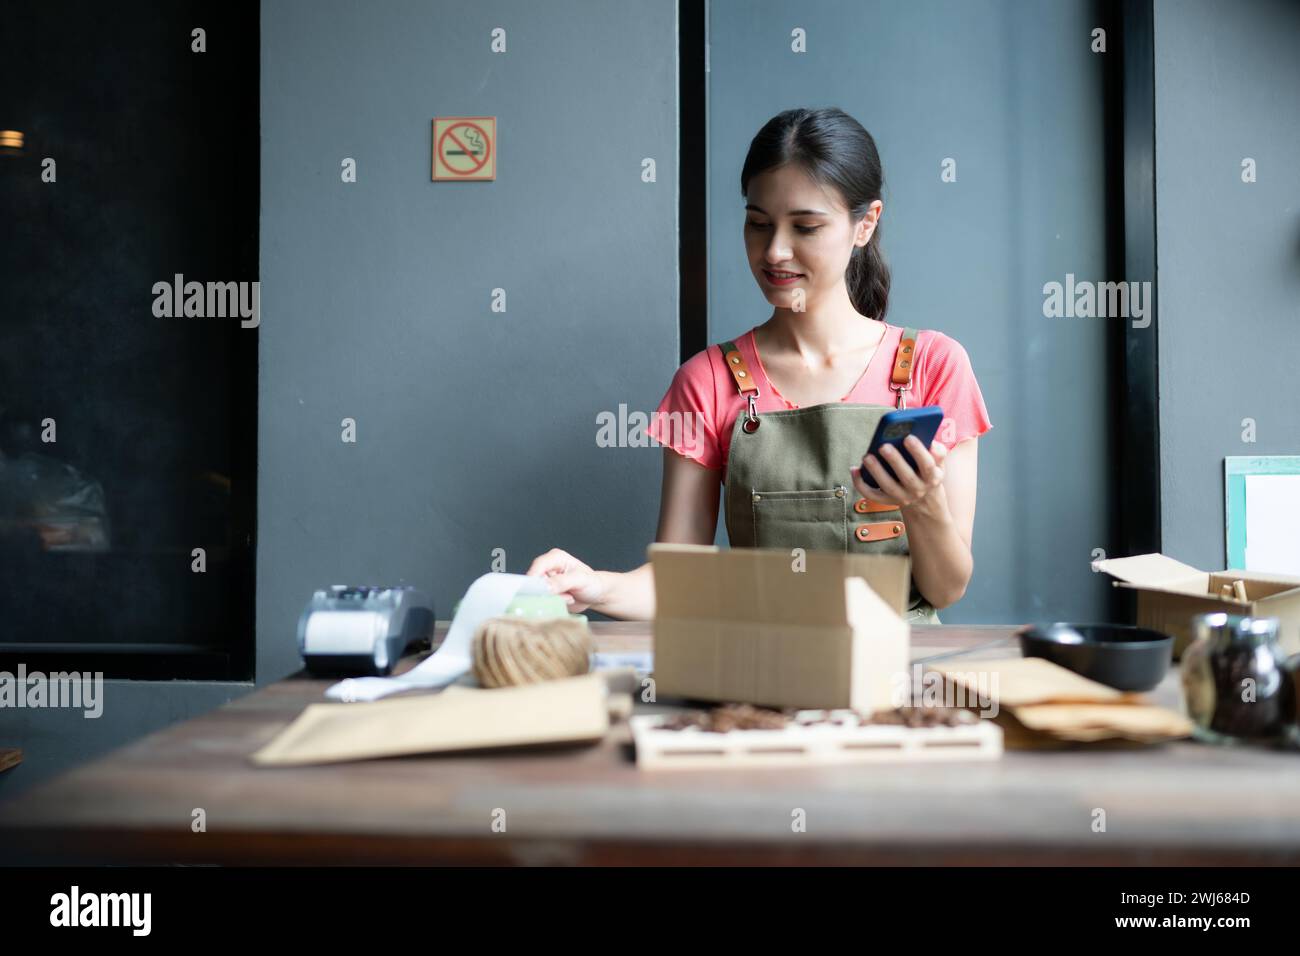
845, 221, 891, 322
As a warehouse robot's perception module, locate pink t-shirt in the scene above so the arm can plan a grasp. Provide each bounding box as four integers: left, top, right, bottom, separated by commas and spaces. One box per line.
646, 321, 993, 483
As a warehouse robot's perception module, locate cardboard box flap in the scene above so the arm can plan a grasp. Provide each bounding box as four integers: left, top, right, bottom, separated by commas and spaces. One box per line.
845, 575, 899, 626
648, 544, 910, 623
843, 553, 911, 616
1092, 553, 1208, 596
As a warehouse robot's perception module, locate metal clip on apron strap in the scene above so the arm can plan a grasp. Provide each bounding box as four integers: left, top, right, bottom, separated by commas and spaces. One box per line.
890, 326, 920, 409
720, 340, 761, 432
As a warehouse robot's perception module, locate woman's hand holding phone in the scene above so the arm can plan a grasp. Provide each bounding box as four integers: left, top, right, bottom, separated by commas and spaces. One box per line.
850, 434, 950, 513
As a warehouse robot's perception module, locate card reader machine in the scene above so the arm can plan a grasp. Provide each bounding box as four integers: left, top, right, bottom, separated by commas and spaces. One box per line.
297, 586, 435, 676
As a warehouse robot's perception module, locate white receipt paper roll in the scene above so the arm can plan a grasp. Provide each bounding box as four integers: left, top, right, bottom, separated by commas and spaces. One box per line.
324, 572, 551, 702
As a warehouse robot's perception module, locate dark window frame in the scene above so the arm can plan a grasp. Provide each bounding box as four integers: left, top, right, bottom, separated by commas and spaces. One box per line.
0, 0, 259, 681
1115, 0, 1161, 560
679, 0, 709, 364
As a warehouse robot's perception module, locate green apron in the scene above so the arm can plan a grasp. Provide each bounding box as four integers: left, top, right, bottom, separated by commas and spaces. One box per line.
719, 325, 941, 624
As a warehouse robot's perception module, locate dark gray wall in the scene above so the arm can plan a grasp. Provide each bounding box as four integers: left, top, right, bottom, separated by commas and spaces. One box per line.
1154, 0, 1300, 569
257, 0, 680, 680
707, 0, 1113, 623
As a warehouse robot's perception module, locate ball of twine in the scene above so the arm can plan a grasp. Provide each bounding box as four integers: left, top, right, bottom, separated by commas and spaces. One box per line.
471, 614, 594, 688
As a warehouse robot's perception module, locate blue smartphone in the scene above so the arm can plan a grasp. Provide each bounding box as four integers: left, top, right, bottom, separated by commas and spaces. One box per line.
859, 406, 945, 489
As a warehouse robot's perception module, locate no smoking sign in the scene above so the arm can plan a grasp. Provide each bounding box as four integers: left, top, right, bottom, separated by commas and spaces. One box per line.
432, 116, 496, 181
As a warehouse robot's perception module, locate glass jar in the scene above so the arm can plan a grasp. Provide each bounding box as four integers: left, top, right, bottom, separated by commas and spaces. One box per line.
1181, 613, 1296, 747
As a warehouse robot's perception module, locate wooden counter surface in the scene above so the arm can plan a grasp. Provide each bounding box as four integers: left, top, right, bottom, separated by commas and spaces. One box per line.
3, 623, 1299, 865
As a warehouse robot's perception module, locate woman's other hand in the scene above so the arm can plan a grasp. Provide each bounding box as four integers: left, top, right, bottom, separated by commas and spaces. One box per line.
525, 548, 609, 613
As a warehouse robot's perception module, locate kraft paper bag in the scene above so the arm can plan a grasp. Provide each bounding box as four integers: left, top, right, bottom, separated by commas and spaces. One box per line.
933, 657, 1191, 744
934, 657, 1135, 707
251, 673, 610, 767
1012, 703, 1193, 742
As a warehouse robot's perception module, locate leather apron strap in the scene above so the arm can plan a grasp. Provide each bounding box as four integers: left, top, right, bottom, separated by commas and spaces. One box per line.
719, 340, 760, 432
719, 340, 758, 395
889, 326, 920, 409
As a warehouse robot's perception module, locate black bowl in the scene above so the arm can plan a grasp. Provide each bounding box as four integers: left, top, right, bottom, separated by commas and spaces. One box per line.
1015, 622, 1174, 692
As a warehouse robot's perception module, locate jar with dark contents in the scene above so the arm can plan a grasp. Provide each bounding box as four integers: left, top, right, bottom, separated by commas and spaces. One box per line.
1181, 613, 1296, 747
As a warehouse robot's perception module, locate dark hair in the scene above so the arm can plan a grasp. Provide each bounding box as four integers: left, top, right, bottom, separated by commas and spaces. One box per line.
740, 107, 890, 322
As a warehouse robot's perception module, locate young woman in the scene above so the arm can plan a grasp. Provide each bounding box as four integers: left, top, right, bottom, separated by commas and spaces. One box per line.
528, 107, 991, 623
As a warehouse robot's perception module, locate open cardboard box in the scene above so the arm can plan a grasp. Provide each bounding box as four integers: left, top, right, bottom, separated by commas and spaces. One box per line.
1093, 553, 1300, 658
648, 543, 910, 711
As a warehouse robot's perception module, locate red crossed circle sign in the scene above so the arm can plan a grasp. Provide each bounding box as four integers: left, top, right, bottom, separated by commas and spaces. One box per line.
437, 121, 492, 175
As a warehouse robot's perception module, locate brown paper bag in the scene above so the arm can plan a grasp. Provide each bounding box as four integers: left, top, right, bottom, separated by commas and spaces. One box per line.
1012, 703, 1193, 741
934, 657, 1135, 706
933, 657, 1190, 744
251, 673, 610, 767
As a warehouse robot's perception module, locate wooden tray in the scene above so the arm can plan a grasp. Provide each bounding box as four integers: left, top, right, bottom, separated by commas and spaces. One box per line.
631, 710, 1003, 770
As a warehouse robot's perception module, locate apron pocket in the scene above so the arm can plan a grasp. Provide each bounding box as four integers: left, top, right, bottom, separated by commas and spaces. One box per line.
749, 486, 848, 553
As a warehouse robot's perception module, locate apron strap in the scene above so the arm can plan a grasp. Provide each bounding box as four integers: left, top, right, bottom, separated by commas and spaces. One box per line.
718, 340, 759, 397
719, 339, 761, 433
889, 326, 921, 409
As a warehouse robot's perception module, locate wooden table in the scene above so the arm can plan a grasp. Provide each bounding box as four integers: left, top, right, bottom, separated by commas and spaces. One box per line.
3, 623, 1299, 865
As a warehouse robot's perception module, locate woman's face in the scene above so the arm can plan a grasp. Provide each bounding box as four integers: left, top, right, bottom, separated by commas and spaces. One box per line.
743, 163, 881, 312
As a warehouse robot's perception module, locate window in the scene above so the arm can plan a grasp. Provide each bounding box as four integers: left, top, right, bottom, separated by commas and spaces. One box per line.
0, 1, 258, 679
